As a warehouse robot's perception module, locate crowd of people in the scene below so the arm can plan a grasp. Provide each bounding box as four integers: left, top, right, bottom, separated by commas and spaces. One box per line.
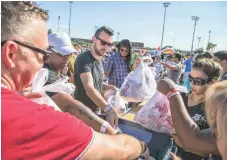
2, 1, 227, 160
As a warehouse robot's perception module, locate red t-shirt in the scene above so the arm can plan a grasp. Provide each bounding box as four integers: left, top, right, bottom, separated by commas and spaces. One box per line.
1, 87, 94, 160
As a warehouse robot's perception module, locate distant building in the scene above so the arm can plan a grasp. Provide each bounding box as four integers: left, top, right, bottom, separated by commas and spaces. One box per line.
131, 42, 144, 48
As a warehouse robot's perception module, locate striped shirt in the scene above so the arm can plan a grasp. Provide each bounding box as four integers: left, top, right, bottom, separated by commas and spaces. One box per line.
104, 52, 130, 88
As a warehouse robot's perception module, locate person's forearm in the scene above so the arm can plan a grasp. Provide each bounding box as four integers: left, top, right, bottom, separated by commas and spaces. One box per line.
170, 94, 219, 154
163, 63, 177, 70
66, 96, 116, 134
51, 93, 116, 134
85, 87, 108, 110
82, 132, 143, 160
113, 134, 144, 159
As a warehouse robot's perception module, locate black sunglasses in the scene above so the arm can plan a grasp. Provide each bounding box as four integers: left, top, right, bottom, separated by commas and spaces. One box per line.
1, 40, 52, 62
188, 74, 209, 86
120, 48, 128, 53
95, 36, 113, 47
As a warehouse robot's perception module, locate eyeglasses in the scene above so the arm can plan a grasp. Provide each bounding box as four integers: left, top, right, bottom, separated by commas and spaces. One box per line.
120, 48, 128, 53
188, 74, 209, 86
1, 40, 51, 62
95, 36, 113, 47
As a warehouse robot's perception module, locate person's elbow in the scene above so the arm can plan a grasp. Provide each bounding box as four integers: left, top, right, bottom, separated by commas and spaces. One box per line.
180, 140, 195, 152
177, 130, 206, 153
177, 131, 197, 151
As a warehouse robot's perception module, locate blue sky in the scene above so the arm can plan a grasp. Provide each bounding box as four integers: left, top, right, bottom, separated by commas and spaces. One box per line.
39, 1, 227, 51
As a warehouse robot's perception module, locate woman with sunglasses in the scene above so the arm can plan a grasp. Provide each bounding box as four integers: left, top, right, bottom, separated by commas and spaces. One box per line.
173, 59, 222, 160
104, 39, 132, 89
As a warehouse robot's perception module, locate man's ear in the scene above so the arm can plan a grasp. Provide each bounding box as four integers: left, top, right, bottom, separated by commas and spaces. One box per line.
2, 41, 18, 68
92, 36, 96, 43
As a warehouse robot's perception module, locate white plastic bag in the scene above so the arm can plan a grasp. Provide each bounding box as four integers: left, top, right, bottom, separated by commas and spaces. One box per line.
134, 91, 175, 134
120, 62, 157, 102
30, 68, 75, 111
104, 90, 127, 114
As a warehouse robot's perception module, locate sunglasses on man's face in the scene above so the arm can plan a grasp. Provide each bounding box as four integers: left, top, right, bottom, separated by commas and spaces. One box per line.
188, 74, 209, 86
1, 40, 51, 62
95, 36, 113, 47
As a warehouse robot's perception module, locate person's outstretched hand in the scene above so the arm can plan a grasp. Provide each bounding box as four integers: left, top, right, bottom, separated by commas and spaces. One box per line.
157, 78, 176, 95
106, 108, 118, 129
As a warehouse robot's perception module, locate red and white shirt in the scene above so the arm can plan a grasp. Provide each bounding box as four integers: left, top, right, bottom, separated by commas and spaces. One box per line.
1, 87, 94, 160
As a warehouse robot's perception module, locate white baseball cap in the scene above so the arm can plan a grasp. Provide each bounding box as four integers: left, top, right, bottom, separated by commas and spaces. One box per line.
142, 55, 153, 65
48, 31, 76, 56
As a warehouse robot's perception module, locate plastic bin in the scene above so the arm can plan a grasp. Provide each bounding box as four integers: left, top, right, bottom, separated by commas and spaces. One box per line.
100, 115, 176, 160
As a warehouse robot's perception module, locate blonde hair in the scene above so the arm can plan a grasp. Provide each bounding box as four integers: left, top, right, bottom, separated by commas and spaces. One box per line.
205, 81, 227, 142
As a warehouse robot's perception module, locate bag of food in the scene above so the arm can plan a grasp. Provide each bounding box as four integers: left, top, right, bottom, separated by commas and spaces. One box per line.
120, 62, 156, 102
134, 91, 175, 134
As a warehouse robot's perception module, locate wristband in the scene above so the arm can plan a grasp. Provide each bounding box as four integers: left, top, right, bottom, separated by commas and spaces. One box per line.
100, 121, 110, 133
167, 89, 180, 100
104, 104, 113, 113
169, 92, 181, 100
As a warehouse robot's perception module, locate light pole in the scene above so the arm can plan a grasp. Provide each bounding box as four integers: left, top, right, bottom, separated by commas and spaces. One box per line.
197, 37, 201, 48
208, 30, 211, 45
57, 16, 60, 33
191, 16, 200, 52
68, 1, 73, 37
161, 2, 170, 48
117, 32, 120, 42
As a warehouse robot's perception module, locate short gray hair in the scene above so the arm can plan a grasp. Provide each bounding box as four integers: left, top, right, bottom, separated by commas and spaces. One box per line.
1, 1, 49, 41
